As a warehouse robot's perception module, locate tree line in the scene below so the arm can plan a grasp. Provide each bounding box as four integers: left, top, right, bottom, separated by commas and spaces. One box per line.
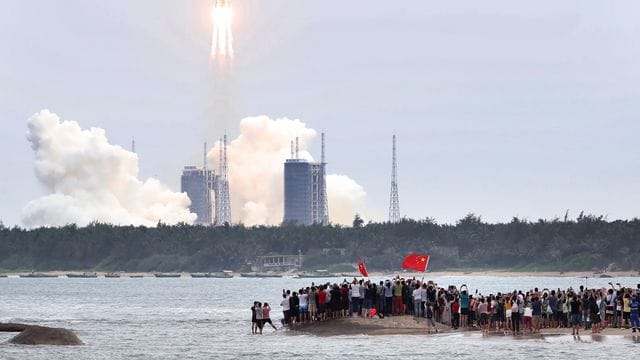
0, 213, 637, 272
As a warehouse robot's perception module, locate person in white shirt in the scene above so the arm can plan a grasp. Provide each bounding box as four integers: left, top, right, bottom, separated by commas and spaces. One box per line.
299, 290, 309, 323
413, 285, 423, 318
281, 292, 291, 326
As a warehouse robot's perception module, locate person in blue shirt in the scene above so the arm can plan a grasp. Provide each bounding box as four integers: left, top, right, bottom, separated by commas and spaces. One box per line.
459, 285, 470, 330
630, 295, 639, 333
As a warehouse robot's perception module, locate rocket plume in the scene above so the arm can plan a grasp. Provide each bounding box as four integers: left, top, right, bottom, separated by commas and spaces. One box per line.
207, 116, 372, 226
22, 110, 197, 228
211, 0, 234, 60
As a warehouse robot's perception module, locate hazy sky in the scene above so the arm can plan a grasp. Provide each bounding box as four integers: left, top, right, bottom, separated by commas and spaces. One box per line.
1, 0, 639, 226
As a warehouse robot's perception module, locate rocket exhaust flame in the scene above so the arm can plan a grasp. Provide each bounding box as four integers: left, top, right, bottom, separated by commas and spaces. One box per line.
211, 0, 234, 60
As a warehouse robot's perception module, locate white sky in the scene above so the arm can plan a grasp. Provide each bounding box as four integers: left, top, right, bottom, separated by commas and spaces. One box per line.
1, 0, 639, 226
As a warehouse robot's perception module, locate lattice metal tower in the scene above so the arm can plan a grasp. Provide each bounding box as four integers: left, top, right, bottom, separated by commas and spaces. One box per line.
319, 132, 329, 225
215, 135, 232, 226
203, 141, 207, 170
389, 134, 400, 223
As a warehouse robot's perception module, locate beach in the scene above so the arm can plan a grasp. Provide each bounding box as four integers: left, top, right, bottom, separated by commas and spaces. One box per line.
291, 314, 637, 339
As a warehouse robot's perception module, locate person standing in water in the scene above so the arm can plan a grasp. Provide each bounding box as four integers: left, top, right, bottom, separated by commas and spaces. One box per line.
262, 303, 277, 331
254, 302, 264, 335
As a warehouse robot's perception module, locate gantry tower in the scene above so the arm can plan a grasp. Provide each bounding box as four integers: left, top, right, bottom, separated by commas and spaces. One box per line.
389, 134, 400, 223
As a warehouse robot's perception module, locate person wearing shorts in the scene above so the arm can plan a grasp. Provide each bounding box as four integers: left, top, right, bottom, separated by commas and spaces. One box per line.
523, 303, 533, 333
308, 287, 317, 321
570, 295, 582, 335
262, 303, 277, 331
299, 290, 309, 322
477, 298, 489, 335
459, 287, 470, 330
532, 297, 542, 333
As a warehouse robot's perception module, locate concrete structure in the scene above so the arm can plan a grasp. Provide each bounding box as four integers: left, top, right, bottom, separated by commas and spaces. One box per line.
283, 135, 329, 225
254, 252, 303, 271
284, 159, 313, 224
181, 166, 216, 225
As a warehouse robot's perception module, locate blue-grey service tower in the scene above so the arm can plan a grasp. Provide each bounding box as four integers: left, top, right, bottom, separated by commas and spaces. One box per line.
283, 135, 329, 225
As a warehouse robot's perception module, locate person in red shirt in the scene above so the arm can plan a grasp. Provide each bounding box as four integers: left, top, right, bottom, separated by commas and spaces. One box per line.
317, 286, 328, 321
452, 299, 460, 329
262, 303, 277, 331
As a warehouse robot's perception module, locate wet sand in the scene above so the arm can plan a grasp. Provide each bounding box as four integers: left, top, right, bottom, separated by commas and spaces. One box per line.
291, 315, 638, 340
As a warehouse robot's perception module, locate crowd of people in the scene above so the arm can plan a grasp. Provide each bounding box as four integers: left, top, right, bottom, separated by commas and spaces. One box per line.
270, 276, 640, 336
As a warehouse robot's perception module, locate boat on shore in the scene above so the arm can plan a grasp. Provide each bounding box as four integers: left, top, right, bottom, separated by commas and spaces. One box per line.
154, 273, 182, 278
297, 270, 336, 278
240, 273, 283, 278
0, 274, 7, 278
104, 272, 120, 278
19, 272, 58, 278
191, 273, 233, 278
129, 275, 145, 278
66, 272, 98, 278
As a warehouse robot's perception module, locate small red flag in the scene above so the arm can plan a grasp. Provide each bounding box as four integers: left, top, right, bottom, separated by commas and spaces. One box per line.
402, 253, 430, 272
357, 258, 369, 277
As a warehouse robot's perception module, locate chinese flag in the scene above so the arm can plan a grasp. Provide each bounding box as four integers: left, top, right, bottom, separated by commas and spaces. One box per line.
357, 258, 369, 277
402, 253, 429, 272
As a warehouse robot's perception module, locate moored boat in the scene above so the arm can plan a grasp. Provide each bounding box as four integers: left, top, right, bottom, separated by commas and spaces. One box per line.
240, 273, 283, 278
104, 272, 120, 278
66, 272, 98, 278
19, 272, 58, 278
191, 272, 233, 278
154, 273, 182, 278
297, 273, 337, 278
207, 272, 233, 278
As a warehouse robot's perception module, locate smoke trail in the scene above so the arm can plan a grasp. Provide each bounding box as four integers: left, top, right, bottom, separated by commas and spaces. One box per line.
22, 109, 196, 228
207, 115, 372, 226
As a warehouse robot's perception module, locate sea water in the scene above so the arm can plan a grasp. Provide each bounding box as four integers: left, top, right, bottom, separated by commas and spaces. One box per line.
0, 275, 637, 359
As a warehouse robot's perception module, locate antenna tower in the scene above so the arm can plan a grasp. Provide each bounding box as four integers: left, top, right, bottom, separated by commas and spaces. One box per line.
389, 134, 400, 223
131, 139, 136, 153
216, 134, 232, 226
319, 132, 329, 225
203, 141, 207, 170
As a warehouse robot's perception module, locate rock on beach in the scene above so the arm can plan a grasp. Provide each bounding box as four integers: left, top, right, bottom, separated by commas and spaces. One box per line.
0, 323, 83, 345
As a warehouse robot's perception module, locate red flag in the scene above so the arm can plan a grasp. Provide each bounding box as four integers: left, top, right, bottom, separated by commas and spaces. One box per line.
357, 258, 369, 277
402, 253, 429, 272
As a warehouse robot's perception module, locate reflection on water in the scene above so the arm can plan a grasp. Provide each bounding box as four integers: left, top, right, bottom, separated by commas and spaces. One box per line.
0, 276, 638, 359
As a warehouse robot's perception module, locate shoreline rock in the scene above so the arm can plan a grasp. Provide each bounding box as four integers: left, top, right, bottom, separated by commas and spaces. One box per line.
0, 323, 83, 345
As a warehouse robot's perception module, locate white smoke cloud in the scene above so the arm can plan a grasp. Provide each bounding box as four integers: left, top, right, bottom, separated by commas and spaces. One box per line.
208, 115, 371, 226
22, 109, 196, 228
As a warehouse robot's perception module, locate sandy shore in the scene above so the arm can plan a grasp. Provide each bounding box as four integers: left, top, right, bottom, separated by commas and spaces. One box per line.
291, 315, 638, 340
364, 271, 639, 278
0, 270, 638, 278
